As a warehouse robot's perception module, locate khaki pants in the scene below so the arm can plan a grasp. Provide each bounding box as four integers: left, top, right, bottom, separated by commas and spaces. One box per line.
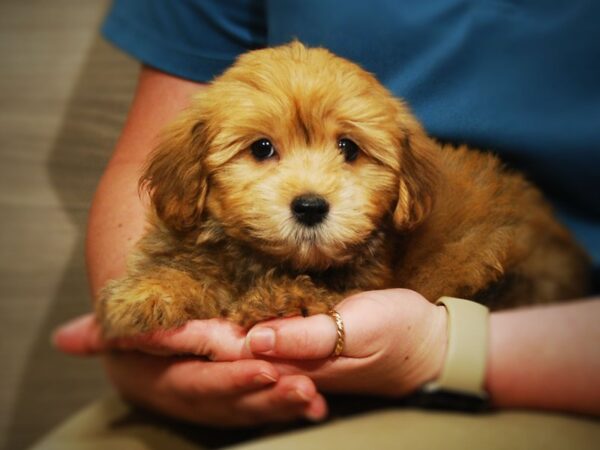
31, 395, 599, 450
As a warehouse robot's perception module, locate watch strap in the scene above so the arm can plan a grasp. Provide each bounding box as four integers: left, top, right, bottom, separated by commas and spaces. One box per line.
422, 296, 490, 399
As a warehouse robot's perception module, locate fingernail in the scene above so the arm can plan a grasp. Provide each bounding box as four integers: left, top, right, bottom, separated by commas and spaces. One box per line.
286, 388, 312, 403
246, 328, 275, 353
305, 408, 327, 422
253, 372, 278, 386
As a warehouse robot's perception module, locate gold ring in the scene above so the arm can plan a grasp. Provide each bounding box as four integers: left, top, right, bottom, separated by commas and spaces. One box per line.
327, 309, 345, 357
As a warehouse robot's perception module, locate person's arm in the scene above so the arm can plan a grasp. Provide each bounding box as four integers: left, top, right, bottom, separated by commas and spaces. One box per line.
240, 292, 600, 416
79, 66, 327, 425
487, 300, 600, 414
56, 288, 599, 417
86, 66, 200, 295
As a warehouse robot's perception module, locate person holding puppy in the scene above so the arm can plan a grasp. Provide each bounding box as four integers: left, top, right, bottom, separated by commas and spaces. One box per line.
48, 1, 599, 449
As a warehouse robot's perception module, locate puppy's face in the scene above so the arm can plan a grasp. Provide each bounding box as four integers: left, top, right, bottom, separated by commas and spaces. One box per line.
143, 43, 435, 269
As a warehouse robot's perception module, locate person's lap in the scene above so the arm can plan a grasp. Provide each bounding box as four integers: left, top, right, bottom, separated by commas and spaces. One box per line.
30, 395, 600, 450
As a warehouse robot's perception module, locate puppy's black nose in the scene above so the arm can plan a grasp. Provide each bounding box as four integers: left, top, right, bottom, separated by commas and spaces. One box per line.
291, 194, 329, 226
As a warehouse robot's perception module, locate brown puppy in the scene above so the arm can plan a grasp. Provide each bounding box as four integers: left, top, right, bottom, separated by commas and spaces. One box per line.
98, 42, 590, 338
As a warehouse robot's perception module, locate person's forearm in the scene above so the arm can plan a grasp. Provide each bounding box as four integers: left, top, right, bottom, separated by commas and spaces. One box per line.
486, 299, 600, 415
86, 161, 147, 297
86, 66, 205, 299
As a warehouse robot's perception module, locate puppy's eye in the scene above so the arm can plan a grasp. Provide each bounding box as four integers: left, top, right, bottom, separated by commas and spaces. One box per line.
338, 138, 360, 162
250, 139, 277, 161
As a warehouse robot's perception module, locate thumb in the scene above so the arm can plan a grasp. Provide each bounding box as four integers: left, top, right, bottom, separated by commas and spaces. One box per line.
52, 314, 105, 355
246, 314, 340, 359
244, 290, 414, 360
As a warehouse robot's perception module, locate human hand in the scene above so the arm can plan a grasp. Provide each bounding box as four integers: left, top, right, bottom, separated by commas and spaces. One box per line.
245, 289, 448, 397
53, 315, 327, 426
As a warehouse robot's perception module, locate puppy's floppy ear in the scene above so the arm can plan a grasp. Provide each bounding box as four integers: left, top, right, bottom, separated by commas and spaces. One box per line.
140, 115, 209, 233
393, 114, 438, 231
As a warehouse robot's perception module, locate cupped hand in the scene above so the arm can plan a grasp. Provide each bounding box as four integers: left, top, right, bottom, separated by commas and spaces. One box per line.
53, 315, 327, 426
245, 289, 448, 397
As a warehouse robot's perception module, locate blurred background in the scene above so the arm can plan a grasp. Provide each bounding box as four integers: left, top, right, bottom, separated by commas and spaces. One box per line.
0, 1, 137, 448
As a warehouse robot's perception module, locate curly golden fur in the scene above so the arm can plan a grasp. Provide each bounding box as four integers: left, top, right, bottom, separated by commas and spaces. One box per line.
98, 42, 590, 338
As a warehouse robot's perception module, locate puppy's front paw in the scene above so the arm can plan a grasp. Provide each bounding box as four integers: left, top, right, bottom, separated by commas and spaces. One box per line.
97, 279, 190, 338
231, 276, 343, 327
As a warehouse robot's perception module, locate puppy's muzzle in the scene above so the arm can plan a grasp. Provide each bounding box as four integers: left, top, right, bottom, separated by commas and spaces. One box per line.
291, 194, 329, 227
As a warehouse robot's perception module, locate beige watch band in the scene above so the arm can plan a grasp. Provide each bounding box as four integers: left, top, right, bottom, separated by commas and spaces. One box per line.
422, 296, 490, 398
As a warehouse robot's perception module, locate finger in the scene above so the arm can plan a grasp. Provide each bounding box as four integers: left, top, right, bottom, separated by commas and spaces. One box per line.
245, 314, 340, 359
114, 319, 253, 360
267, 358, 370, 394
165, 358, 281, 396
54, 315, 254, 360
245, 291, 401, 360
52, 314, 106, 355
235, 375, 328, 423
303, 391, 328, 422
107, 353, 279, 397
106, 354, 325, 426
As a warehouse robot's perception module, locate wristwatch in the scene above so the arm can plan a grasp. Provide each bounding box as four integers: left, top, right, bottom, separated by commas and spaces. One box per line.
404, 296, 491, 412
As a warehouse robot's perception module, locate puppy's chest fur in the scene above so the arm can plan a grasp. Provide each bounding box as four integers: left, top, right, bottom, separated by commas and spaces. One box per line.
141, 218, 397, 298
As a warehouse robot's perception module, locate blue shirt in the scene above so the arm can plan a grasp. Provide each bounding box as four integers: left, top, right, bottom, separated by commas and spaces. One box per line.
102, 0, 600, 288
